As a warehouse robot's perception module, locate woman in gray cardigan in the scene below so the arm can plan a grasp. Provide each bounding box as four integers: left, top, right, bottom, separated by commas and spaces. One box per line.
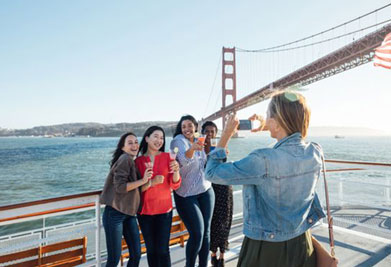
100, 132, 153, 267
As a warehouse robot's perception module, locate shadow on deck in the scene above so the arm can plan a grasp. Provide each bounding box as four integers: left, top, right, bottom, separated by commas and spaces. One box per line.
163, 221, 391, 267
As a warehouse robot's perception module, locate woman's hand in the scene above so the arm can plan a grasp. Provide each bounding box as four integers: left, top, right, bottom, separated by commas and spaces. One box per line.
218, 114, 239, 148
142, 167, 153, 184
191, 142, 204, 151
249, 114, 267, 132
152, 175, 165, 185
169, 160, 180, 173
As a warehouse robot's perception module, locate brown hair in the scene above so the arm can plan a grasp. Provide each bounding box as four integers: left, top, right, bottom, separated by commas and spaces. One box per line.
110, 132, 137, 167
268, 91, 310, 138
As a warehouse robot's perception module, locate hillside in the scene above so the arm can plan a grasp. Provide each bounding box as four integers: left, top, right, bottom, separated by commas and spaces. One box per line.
0, 124, 388, 137
0, 122, 177, 137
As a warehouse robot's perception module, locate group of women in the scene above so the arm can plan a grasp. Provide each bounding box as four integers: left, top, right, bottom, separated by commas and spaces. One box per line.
100, 91, 327, 267
100, 117, 232, 267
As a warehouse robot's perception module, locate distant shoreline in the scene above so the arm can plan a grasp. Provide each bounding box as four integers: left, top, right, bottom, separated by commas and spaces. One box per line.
0, 122, 389, 137
0, 121, 177, 138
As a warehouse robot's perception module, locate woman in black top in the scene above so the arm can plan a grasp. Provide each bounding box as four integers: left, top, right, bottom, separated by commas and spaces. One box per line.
202, 121, 233, 267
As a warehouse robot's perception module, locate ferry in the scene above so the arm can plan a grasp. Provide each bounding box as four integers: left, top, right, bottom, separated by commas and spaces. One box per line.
0, 159, 390, 266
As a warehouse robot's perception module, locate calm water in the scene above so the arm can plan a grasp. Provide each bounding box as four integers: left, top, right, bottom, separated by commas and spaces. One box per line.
0, 135, 390, 206
0, 135, 390, 236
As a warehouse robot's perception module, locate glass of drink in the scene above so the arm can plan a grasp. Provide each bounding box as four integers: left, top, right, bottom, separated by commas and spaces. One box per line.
145, 162, 153, 169
169, 147, 178, 161
169, 147, 178, 173
193, 132, 200, 143
210, 138, 218, 152
197, 135, 206, 146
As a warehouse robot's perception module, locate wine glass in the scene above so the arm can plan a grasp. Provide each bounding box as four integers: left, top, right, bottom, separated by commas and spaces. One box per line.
169, 147, 178, 173
210, 138, 218, 152
145, 161, 153, 169
197, 135, 206, 146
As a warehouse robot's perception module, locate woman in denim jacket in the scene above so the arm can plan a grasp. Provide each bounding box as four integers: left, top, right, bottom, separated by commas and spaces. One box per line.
206, 91, 325, 267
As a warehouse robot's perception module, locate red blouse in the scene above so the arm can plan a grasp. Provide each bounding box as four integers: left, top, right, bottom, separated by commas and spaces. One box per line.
135, 152, 181, 215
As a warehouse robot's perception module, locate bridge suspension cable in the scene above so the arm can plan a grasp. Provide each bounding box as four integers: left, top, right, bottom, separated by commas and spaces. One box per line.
203, 22, 391, 122
236, 3, 391, 53
203, 54, 221, 119
238, 19, 391, 53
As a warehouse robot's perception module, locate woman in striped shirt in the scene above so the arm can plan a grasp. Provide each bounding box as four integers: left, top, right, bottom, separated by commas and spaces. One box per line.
170, 115, 215, 267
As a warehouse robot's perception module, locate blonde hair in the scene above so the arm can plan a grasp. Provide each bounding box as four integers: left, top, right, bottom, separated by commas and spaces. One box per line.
268, 91, 311, 138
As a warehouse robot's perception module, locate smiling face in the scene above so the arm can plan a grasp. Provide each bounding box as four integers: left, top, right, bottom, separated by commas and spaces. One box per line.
204, 125, 217, 140
145, 130, 164, 152
122, 135, 139, 157
181, 120, 196, 141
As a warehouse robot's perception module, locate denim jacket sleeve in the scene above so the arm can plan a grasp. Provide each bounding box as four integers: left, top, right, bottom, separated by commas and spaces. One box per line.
205, 147, 267, 185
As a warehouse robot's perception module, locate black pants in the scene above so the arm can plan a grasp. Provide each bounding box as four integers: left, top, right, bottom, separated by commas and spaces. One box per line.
173, 188, 215, 267
137, 211, 173, 267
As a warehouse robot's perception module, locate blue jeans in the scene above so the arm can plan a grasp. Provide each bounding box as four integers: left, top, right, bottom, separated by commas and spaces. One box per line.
174, 188, 215, 267
102, 205, 141, 267
137, 211, 173, 267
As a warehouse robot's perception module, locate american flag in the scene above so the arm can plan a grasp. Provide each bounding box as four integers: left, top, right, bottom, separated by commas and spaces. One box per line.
374, 32, 391, 69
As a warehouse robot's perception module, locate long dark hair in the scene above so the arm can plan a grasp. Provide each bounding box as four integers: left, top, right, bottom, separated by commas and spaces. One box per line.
138, 126, 166, 156
110, 132, 137, 167
173, 115, 198, 138
201, 121, 218, 134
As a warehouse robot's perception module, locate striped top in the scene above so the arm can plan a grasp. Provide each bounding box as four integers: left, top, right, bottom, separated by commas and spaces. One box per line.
170, 134, 211, 197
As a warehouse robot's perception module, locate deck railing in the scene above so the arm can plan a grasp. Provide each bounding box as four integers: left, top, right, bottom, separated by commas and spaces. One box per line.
0, 191, 102, 266
0, 159, 390, 266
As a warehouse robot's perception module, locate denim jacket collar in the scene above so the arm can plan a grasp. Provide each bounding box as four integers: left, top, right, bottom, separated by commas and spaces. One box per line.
273, 132, 302, 149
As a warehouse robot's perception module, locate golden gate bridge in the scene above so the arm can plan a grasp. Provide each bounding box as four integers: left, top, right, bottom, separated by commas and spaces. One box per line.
202, 3, 391, 128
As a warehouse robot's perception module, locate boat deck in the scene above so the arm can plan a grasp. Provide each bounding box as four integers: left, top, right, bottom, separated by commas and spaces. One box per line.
1, 158, 390, 267
154, 222, 391, 267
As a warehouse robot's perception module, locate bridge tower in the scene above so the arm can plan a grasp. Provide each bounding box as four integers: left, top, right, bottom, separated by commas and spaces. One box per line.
221, 47, 237, 129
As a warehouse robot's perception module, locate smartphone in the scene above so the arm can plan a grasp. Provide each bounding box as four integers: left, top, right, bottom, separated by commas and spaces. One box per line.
238, 120, 252, 130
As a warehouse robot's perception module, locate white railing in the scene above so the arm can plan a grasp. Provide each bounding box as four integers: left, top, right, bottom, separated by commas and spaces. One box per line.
0, 191, 102, 266
0, 159, 390, 266
321, 160, 391, 239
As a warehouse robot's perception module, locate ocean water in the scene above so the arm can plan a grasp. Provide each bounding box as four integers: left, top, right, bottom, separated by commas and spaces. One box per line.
0, 135, 390, 236
0, 135, 390, 206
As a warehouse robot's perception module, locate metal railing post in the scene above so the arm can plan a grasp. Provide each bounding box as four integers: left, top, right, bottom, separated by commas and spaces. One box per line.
95, 196, 101, 266
42, 216, 47, 243
386, 179, 390, 205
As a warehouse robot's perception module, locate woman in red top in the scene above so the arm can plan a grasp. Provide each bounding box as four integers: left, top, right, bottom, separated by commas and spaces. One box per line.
135, 126, 181, 267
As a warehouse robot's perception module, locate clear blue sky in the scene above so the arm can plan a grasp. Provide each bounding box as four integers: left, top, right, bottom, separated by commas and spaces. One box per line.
0, 0, 390, 133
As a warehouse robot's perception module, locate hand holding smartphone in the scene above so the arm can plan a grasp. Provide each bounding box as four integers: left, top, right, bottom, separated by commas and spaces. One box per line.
238, 120, 253, 131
